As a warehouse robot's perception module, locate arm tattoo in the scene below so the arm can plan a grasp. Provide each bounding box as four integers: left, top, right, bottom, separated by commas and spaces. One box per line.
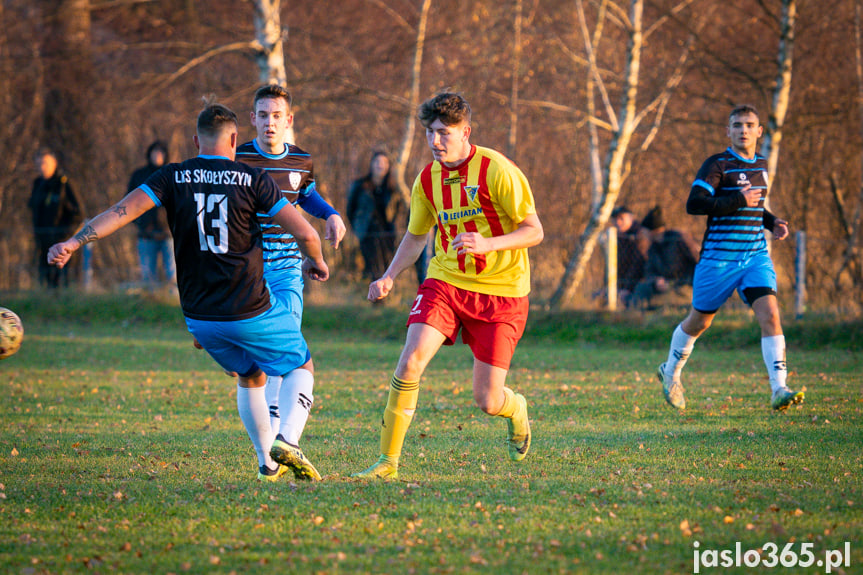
111, 205, 128, 218
74, 224, 98, 247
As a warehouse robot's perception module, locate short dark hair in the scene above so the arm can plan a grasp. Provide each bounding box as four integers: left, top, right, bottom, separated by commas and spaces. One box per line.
146, 140, 168, 160
611, 206, 632, 218
418, 92, 471, 128
641, 205, 665, 231
34, 147, 58, 163
729, 104, 759, 122
253, 84, 292, 110
197, 103, 238, 139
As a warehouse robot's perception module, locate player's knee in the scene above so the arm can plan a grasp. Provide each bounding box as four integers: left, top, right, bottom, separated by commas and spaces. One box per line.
472, 391, 499, 415
395, 353, 427, 381
683, 310, 712, 335
475, 398, 498, 415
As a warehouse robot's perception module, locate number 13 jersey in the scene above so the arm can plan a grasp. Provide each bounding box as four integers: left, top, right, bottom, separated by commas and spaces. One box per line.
140, 155, 288, 321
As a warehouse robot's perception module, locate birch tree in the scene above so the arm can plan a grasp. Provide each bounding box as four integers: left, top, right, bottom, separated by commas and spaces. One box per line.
251, 0, 295, 143
548, 0, 703, 310
759, 0, 796, 190
138, 0, 288, 108
252, 0, 287, 86
392, 0, 433, 206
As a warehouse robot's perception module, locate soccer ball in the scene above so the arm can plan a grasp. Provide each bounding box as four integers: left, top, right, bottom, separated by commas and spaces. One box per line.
0, 307, 24, 360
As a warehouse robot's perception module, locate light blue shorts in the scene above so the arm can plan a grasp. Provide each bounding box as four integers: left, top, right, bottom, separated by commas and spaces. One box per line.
691, 252, 777, 313
267, 274, 304, 325
185, 297, 310, 378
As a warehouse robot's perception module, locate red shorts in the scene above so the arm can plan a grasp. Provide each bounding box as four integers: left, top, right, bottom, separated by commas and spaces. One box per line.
406, 278, 529, 370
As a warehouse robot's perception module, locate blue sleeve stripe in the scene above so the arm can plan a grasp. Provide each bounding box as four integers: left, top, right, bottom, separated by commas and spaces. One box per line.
139, 184, 162, 207
265, 198, 290, 218
693, 179, 714, 195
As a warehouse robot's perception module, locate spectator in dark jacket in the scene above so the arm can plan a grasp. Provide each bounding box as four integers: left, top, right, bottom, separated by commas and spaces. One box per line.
633, 205, 700, 308
127, 141, 175, 288
610, 205, 651, 306
28, 148, 82, 288
347, 151, 401, 280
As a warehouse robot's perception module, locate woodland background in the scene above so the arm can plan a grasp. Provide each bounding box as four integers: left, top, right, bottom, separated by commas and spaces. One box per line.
0, 0, 861, 312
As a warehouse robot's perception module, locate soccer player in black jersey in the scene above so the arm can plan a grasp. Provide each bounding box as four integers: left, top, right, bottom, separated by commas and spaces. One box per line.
48, 102, 330, 482
233, 84, 346, 481
657, 105, 804, 411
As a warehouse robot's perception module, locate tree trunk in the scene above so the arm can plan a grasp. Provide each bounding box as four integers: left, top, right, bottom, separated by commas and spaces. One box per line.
834, 1, 863, 289
42, 0, 95, 185
508, 0, 523, 160
251, 0, 294, 143
548, 0, 700, 310
252, 0, 286, 86
393, 0, 432, 206
760, 0, 796, 190
549, 0, 644, 310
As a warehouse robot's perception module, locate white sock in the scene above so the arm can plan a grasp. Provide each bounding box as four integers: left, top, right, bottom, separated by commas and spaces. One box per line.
236, 384, 276, 470
761, 335, 788, 392
278, 368, 315, 446
264, 375, 282, 432
664, 323, 697, 380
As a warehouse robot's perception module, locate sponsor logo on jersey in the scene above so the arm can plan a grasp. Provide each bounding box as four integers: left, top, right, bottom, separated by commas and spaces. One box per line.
439, 206, 482, 224
289, 171, 302, 190
443, 176, 463, 185
736, 173, 749, 186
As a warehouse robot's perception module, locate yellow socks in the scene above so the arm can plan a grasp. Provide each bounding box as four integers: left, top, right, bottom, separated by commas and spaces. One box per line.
496, 386, 518, 419
380, 376, 419, 464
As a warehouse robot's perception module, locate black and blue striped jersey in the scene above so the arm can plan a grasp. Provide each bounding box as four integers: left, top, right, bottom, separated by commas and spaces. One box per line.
140, 155, 288, 321
687, 147, 778, 262
236, 140, 315, 281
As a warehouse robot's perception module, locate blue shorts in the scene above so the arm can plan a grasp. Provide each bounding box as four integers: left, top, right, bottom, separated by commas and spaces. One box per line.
268, 274, 304, 325
185, 297, 310, 378
691, 252, 777, 313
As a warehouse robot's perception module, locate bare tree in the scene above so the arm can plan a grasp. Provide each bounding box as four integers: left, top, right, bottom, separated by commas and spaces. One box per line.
833, 0, 863, 289
759, 0, 796, 189
508, 0, 524, 159
392, 0, 433, 206
548, 0, 702, 310
252, 0, 287, 86
250, 0, 296, 143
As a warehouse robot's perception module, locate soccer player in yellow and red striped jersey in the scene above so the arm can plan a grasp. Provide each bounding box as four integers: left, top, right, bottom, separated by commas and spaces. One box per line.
353, 92, 544, 480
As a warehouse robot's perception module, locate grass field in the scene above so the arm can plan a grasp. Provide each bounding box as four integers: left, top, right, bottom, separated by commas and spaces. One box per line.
1, 292, 861, 574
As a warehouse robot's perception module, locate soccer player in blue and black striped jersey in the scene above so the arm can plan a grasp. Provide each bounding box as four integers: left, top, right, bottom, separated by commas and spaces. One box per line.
47, 102, 330, 482
234, 85, 346, 481
657, 105, 804, 411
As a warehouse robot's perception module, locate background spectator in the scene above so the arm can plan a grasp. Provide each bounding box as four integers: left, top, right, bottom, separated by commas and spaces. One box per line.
632, 205, 700, 309
28, 148, 83, 288
347, 151, 401, 280
610, 205, 651, 306
127, 141, 175, 289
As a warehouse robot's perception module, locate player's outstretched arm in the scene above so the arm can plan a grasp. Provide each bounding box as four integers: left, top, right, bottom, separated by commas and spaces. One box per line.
368, 231, 429, 302
48, 188, 156, 268
272, 203, 329, 281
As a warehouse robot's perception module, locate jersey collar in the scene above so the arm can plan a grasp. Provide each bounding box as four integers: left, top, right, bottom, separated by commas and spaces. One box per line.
726, 146, 759, 164
252, 139, 289, 160
439, 145, 476, 172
